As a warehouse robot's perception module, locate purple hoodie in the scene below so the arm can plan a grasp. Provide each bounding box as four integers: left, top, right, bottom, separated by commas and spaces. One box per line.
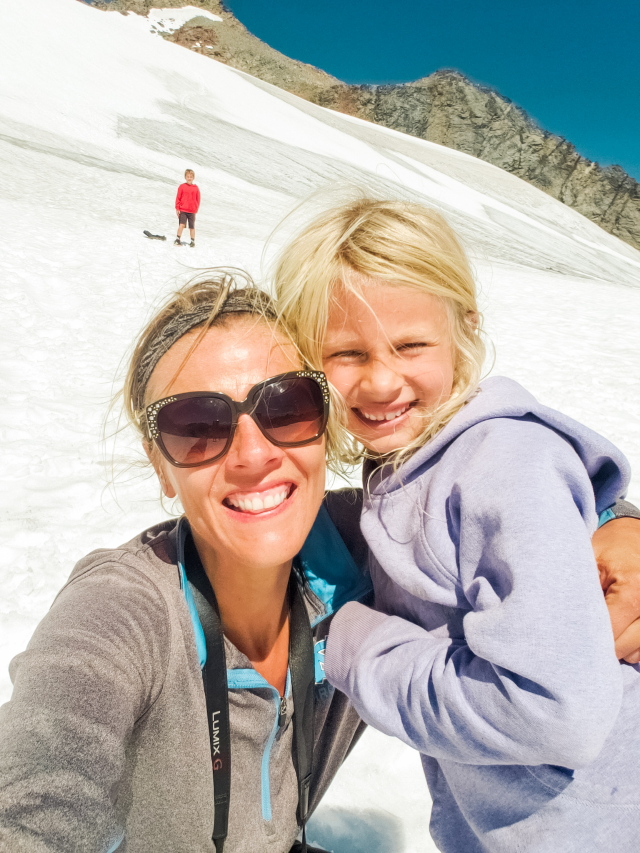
325, 377, 640, 852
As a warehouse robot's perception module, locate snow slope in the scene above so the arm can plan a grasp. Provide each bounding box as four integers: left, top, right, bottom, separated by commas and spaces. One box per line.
143, 6, 222, 35
1, 1, 639, 850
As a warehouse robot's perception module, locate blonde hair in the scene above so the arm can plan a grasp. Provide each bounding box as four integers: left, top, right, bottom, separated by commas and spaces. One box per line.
185, 169, 195, 178
117, 269, 343, 471
273, 197, 486, 467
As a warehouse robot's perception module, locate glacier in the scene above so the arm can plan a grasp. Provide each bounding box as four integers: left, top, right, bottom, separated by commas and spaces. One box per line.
1, 2, 639, 850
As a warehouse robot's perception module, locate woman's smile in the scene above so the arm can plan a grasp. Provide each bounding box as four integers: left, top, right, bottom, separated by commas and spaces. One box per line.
223, 481, 296, 515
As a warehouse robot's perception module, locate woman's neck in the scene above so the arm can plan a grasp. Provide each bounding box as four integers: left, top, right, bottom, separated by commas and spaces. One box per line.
192, 529, 291, 695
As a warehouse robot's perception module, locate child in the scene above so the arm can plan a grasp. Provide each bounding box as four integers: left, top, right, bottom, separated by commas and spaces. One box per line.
274, 199, 640, 851
174, 168, 200, 247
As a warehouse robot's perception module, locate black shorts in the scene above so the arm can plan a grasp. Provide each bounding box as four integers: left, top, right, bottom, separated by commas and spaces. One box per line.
178, 211, 196, 228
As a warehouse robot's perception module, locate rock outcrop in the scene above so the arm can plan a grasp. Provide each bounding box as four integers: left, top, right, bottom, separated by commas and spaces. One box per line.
90, 0, 640, 251
315, 74, 640, 252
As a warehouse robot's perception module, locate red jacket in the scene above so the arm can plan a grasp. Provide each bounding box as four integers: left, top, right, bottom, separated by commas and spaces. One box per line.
175, 183, 201, 213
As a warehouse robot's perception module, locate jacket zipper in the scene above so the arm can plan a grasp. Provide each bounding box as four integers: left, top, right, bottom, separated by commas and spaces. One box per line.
278, 695, 288, 728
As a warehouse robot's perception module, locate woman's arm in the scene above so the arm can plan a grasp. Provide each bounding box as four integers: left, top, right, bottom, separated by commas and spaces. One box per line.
0, 561, 169, 853
324, 420, 624, 768
594, 504, 640, 661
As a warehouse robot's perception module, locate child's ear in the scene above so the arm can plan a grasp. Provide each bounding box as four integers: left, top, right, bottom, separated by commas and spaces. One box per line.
143, 441, 177, 499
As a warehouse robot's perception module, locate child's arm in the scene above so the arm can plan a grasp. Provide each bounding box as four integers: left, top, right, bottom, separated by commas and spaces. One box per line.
195, 186, 201, 212
325, 419, 624, 768
175, 185, 183, 213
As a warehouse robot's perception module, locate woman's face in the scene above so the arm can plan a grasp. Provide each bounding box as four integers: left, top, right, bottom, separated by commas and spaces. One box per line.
146, 320, 326, 572
322, 278, 454, 456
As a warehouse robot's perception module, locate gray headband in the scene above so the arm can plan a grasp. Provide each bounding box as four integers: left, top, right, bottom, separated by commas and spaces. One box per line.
136, 287, 277, 410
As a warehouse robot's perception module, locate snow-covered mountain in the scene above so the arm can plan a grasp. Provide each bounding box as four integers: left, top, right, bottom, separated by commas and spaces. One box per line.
1, 2, 639, 850
90, 1, 640, 253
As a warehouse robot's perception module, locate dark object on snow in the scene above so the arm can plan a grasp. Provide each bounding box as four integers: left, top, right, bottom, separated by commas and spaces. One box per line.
143, 231, 166, 241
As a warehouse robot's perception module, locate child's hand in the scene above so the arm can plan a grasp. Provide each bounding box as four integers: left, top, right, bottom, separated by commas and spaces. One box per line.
593, 517, 640, 662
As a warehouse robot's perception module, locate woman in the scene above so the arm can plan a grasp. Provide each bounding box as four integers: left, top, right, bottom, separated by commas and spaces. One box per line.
0, 273, 371, 853
0, 271, 638, 853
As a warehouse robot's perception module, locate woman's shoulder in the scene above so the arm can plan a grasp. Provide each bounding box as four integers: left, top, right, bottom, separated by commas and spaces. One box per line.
3, 528, 190, 804
55, 519, 182, 615
6, 521, 185, 715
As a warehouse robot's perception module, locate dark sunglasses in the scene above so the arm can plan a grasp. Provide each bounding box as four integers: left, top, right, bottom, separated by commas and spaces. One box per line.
145, 370, 330, 468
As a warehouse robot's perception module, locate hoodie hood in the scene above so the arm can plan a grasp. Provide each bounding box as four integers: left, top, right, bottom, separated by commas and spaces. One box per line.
367, 376, 629, 513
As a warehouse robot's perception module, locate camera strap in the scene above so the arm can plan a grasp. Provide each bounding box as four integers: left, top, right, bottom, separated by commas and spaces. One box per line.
186, 550, 315, 853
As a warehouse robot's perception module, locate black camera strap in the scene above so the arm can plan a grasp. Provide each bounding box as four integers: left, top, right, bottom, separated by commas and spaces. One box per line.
186, 551, 315, 853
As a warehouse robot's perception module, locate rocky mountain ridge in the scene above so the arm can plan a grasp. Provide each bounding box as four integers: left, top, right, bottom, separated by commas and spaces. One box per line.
90, 0, 640, 252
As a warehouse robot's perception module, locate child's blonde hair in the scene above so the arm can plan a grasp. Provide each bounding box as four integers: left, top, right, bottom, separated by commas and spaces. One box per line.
185, 169, 195, 178
273, 197, 486, 467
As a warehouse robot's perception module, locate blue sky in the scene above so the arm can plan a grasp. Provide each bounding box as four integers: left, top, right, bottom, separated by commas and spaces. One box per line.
225, 0, 640, 181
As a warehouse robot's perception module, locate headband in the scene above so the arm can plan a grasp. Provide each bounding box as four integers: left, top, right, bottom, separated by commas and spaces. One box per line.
136, 288, 277, 410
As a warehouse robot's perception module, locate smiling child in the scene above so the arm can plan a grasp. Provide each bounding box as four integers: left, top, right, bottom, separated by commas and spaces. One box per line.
274, 197, 640, 853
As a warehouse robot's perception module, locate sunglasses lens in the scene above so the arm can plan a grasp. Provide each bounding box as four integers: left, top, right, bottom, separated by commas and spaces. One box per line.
156, 397, 232, 465
254, 377, 326, 445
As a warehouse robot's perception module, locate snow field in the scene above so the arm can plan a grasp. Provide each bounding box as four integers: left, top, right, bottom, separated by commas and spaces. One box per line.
146, 6, 222, 35
1, 2, 640, 850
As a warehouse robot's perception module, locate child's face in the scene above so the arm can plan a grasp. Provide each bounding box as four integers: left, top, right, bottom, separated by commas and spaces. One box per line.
185, 173, 194, 184
322, 278, 454, 456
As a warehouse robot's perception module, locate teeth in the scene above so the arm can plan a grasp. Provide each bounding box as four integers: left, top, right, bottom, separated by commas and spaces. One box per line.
227, 489, 289, 513
361, 405, 409, 422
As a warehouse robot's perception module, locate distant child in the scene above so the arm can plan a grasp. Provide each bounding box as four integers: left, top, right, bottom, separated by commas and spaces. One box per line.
174, 169, 200, 247
275, 198, 640, 852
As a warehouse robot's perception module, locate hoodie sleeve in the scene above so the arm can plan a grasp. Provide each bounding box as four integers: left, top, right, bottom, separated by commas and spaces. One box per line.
194, 185, 201, 212
0, 560, 170, 853
324, 418, 625, 768
175, 184, 183, 210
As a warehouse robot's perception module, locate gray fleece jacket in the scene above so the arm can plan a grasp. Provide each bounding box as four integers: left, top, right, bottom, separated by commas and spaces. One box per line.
325, 377, 640, 852
0, 492, 370, 853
